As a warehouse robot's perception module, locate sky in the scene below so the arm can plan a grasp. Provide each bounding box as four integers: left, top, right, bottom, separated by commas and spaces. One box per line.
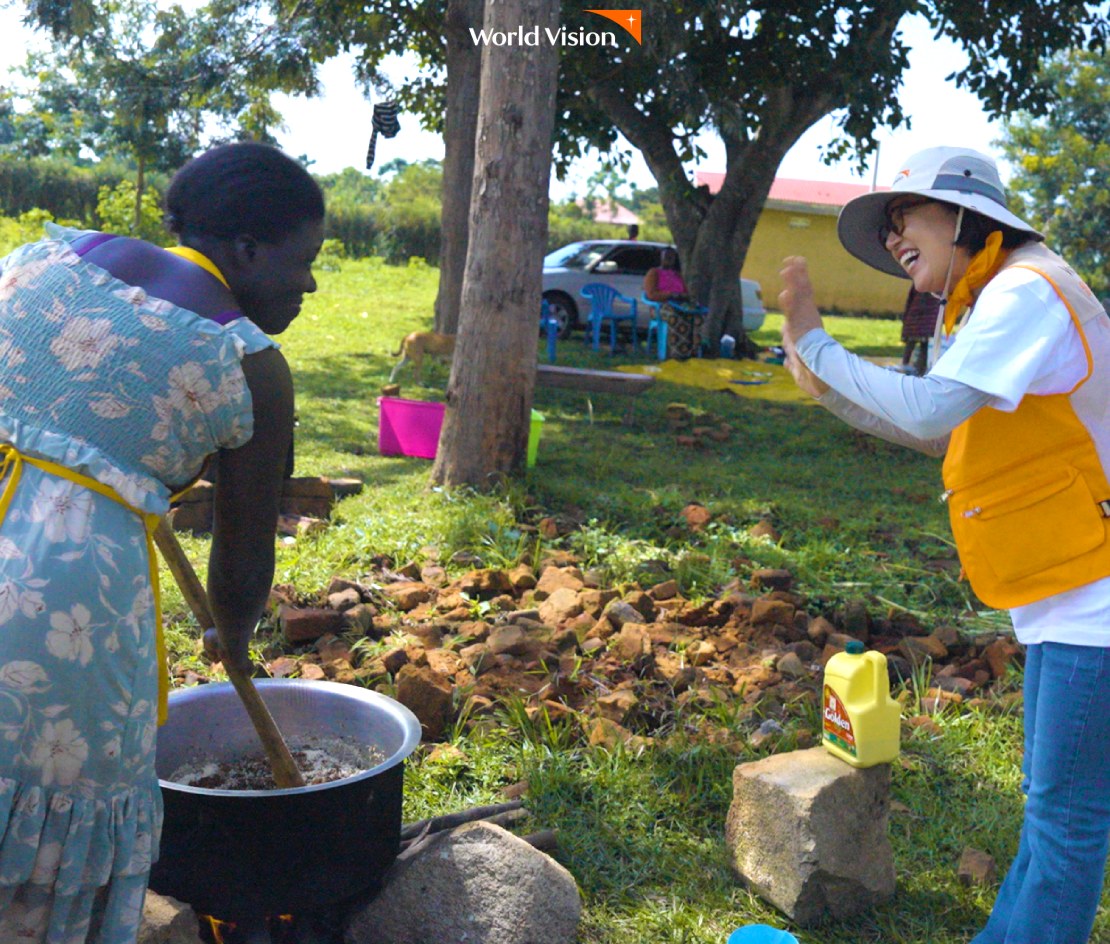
0, 6, 1008, 198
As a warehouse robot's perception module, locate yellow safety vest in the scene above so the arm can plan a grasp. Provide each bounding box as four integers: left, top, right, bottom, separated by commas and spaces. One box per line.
941, 244, 1110, 609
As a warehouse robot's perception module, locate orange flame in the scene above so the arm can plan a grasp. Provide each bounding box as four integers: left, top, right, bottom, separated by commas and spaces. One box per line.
203, 914, 234, 944
200, 913, 296, 943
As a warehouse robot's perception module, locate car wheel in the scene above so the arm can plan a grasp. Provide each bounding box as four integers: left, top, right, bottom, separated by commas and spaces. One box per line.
542, 292, 577, 339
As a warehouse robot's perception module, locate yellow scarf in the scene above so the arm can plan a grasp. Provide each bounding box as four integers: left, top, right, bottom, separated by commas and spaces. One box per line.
943, 230, 1008, 333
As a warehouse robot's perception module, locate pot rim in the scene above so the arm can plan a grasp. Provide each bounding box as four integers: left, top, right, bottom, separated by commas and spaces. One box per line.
157, 679, 421, 798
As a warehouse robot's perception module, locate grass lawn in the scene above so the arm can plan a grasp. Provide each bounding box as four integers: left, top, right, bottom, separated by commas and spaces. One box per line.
160, 257, 1108, 943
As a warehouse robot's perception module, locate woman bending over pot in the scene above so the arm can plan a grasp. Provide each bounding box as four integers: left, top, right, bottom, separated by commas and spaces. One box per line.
0, 142, 324, 943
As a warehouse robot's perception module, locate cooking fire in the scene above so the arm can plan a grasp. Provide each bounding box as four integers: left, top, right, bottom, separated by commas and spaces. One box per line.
199, 911, 343, 944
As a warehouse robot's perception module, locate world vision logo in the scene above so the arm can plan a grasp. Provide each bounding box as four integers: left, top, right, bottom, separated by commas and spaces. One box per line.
585, 9, 642, 44
470, 8, 642, 46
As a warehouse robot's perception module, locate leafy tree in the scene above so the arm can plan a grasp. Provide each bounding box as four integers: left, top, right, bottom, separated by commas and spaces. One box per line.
999, 47, 1110, 297
317, 166, 384, 205
9, 0, 320, 230
201, 0, 1106, 351
96, 179, 166, 243
20, 1, 1108, 339
549, 1, 1108, 352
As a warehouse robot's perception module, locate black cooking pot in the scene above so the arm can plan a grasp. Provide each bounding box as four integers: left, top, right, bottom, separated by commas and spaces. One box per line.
149, 679, 421, 921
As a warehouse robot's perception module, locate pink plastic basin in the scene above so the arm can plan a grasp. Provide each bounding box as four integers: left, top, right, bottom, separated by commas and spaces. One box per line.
377, 397, 445, 460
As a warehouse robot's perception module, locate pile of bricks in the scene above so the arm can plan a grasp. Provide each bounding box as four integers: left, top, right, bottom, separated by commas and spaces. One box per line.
168, 476, 363, 536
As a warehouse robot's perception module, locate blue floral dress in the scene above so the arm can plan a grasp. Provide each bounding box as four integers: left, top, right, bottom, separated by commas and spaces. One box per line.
0, 225, 275, 943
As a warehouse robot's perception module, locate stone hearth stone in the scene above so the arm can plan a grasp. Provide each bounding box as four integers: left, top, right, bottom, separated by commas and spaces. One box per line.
725, 746, 895, 925
343, 822, 580, 944
139, 891, 204, 943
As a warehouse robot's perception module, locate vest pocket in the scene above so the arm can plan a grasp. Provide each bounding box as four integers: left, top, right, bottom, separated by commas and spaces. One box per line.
954, 466, 1106, 583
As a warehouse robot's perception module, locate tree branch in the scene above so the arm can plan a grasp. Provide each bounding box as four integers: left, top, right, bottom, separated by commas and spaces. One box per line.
586, 80, 707, 247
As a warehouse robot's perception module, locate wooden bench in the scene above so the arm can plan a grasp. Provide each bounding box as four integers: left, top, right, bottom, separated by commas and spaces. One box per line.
535, 365, 654, 422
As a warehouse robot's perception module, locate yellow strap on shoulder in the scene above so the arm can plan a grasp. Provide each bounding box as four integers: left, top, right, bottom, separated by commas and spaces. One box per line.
0, 444, 170, 724
164, 245, 231, 291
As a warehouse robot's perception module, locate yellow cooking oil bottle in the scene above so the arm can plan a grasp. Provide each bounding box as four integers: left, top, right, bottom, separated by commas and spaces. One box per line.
822, 640, 901, 767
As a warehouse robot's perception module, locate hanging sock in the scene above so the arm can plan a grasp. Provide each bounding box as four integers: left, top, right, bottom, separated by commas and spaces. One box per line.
366, 101, 401, 170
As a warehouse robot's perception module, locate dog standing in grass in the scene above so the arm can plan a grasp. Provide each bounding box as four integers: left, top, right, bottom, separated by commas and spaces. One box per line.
389, 331, 456, 384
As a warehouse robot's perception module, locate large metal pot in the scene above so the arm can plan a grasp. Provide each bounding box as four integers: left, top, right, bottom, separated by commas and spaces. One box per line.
149, 679, 421, 920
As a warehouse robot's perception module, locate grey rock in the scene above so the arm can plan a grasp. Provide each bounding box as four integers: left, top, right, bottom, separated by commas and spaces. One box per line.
344, 822, 580, 944
601, 599, 643, 629
725, 747, 895, 925
138, 892, 204, 944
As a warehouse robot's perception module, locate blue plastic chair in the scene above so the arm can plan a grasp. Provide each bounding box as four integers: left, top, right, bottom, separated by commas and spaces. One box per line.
640, 293, 670, 360
579, 283, 637, 353
539, 298, 558, 363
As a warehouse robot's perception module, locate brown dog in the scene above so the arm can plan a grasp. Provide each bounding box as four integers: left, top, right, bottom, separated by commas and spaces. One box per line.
389, 331, 456, 384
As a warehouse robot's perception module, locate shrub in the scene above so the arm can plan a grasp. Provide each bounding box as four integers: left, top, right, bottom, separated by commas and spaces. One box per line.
96, 180, 168, 244
315, 238, 347, 272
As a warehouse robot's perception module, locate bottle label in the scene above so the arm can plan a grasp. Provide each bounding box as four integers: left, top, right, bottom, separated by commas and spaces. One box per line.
823, 685, 856, 756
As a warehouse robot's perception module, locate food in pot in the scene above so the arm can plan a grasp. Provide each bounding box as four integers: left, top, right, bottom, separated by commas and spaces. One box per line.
169, 736, 386, 790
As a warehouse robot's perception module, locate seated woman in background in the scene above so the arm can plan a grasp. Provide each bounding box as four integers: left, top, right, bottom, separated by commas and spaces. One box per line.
643, 247, 703, 359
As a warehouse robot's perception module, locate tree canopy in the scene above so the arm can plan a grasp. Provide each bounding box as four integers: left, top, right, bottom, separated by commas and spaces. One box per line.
7, 0, 321, 179
16, 0, 1108, 331
296, 0, 1107, 344
999, 47, 1109, 297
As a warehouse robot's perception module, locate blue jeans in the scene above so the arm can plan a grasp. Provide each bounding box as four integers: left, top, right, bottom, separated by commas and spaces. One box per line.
972, 642, 1110, 944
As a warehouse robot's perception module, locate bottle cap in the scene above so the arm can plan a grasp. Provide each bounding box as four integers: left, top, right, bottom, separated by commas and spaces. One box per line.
845, 640, 865, 654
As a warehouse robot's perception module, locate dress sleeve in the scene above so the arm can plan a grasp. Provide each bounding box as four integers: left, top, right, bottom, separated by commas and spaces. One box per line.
223, 317, 280, 357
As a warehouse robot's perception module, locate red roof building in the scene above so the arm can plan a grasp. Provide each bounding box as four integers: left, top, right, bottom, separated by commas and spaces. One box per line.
575, 197, 641, 226
694, 171, 904, 314
695, 172, 890, 214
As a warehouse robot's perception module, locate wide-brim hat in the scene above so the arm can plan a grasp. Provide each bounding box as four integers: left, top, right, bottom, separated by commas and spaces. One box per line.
837, 146, 1043, 278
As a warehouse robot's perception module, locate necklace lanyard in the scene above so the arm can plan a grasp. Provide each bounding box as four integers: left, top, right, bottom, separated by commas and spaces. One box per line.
164, 245, 231, 290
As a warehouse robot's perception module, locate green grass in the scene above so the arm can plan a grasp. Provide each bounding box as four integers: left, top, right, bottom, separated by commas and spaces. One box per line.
158, 258, 1110, 943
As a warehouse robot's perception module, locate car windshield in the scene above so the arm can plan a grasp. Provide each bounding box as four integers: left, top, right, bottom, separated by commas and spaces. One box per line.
543, 242, 609, 270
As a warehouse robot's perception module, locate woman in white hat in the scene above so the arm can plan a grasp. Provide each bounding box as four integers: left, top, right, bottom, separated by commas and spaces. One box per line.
780, 146, 1110, 943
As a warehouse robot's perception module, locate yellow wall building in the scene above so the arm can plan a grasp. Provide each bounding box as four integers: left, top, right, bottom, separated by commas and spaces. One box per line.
698, 174, 909, 316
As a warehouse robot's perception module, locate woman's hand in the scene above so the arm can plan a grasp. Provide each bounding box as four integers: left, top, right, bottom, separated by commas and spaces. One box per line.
779, 256, 830, 398
203, 627, 254, 675
778, 256, 824, 346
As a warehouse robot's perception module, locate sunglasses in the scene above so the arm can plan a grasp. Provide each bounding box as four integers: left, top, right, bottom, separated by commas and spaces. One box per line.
877, 197, 932, 246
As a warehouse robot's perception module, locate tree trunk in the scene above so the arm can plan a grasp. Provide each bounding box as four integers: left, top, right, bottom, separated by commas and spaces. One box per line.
433, 0, 484, 335
588, 79, 850, 357
684, 147, 783, 355
134, 152, 145, 233
430, 0, 560, 488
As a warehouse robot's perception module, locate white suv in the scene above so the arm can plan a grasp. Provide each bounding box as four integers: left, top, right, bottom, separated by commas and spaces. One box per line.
542, 239, 765, 338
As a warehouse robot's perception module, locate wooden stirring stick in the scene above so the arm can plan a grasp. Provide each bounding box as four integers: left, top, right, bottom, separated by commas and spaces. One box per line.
153, 519, 306, 789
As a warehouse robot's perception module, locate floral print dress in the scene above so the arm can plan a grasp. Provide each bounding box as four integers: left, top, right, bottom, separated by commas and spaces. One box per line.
0, 225, 275, 943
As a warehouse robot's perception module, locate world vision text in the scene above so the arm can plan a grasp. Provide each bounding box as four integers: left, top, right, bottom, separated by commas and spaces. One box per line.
469, 26, 618, 47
